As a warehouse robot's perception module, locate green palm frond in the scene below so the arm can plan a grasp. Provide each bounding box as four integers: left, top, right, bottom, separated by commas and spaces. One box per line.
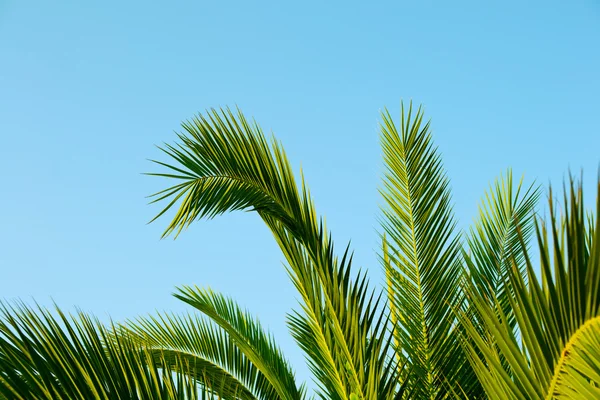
146, 108, 302, 239
148, 108, 401, 399
175, 286, 303, 400
125, 310, 282, 399
0, 302, 221, 400
126, 286, 303, 400
462, 178, 600, 399
379, 102, 473, 399
464, 171, 540, 326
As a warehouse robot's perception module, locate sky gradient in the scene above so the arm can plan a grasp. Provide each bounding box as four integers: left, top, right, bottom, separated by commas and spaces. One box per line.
1, 0, 599, 385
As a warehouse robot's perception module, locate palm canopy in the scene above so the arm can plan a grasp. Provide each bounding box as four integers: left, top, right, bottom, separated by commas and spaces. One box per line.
0, 104, 597, 400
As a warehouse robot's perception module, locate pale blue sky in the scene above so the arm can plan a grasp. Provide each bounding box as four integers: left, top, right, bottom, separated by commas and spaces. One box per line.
1, 0, 599, 385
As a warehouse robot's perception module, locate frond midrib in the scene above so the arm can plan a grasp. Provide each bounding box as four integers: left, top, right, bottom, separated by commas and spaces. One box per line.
492, 206, 517, 297
405, 152, 436, 399
544, 315, 600, 399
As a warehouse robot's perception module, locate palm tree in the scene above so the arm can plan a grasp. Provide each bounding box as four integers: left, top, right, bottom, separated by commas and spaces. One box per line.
1, 104, 597, 399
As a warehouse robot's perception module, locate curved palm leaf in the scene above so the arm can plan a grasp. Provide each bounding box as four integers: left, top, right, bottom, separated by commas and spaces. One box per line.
148, 108, 401, 399
461, 179, 600, 399
379, 102, 472, 398
126, 286, 303, 400
176, 286, 303, 400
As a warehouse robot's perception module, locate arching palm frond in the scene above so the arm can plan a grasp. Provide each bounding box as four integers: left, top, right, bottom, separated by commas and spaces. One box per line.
148, 108, 402, 399
0, 303, 224, 400
379, 103, 472, 398
126, 286, 304, 400
461, 179, 600, 399
175, 286, 304, 399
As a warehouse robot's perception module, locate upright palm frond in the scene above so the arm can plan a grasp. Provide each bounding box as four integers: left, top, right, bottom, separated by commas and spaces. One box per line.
148, 108, 401, 399
462, 179, 600, 399
0, 303, 222, 400
379, 103, 473, 399
126, 286, 303, 400
465, 171, 540, 326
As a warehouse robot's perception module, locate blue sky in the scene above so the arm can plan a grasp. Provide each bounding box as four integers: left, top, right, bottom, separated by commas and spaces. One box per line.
1, 0, 599, 385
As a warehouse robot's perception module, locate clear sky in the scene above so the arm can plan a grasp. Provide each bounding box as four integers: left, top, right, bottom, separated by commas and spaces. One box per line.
1, 0, 599, 386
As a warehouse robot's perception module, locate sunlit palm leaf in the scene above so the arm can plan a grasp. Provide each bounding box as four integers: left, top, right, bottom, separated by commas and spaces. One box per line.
548, 316, 600, 398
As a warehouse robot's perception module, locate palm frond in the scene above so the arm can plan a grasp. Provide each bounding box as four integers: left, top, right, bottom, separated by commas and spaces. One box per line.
125, 298, 292, 400
379, 102, 473, 398
174, 286, 304, 400
465, 170, 540, 325
148, 108, 402, 399
150, 286, 301, 400
457, 171, 540, 399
